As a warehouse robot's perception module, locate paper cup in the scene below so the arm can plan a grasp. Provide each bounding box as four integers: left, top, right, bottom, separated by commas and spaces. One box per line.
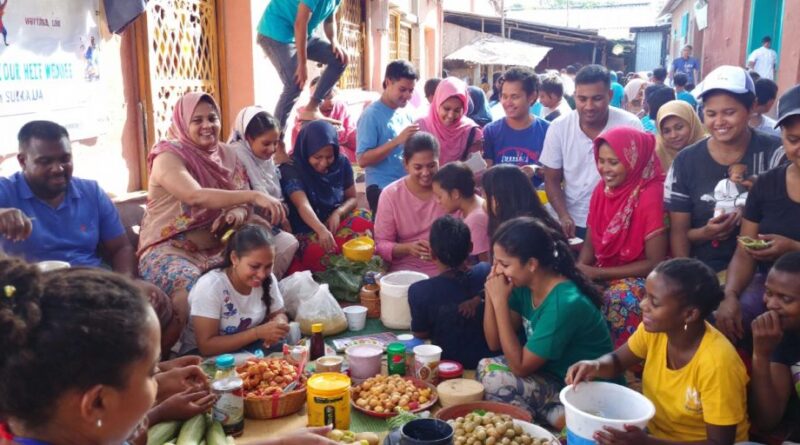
36, 260, 70, 272
343, 305, 368, 331
315, 355, 344, 373
413, 344, 442, 384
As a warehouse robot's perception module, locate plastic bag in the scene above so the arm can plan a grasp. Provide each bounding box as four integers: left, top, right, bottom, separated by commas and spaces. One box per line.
278, 271, 320, 319
295, 283, 348, 336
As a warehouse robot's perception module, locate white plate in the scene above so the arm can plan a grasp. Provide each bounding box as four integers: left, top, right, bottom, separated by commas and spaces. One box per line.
568, 237, 583, 246
512, 419, 560, 444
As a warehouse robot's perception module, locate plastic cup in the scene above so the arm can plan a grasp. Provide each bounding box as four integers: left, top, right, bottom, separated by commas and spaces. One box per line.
315, 355, 344, 373
345, 344, 382, 381
413, 344, 442, 383
343, 305, 368, 331
400, 418, 454, 445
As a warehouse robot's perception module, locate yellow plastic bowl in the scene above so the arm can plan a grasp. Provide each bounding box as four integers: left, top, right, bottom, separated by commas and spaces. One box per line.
342, 237, 375, 262
536, 189, 549, 205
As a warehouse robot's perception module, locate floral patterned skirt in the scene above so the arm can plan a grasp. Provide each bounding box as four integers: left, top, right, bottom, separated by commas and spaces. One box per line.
602, 277, 647, 349
138, 238, 225, 301
476, 356, 565, 427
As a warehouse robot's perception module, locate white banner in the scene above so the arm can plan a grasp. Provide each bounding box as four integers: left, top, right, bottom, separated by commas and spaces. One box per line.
0, 0, 103, 158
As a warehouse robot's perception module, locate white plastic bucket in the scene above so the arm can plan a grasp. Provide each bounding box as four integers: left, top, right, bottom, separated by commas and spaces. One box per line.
559, 382, 655, 445
379, 271, 428, 329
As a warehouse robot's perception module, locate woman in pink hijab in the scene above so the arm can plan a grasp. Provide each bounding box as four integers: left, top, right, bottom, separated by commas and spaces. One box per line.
416, 77, 483, 165
138, 92, 286, 351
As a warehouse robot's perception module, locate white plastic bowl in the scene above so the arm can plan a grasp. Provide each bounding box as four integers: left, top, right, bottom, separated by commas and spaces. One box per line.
560, 382, 655, 444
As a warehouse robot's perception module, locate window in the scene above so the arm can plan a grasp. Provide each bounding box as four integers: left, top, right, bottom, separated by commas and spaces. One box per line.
680, 12, 689, 39
389, 11, 412, 63
336, 0, 365, 90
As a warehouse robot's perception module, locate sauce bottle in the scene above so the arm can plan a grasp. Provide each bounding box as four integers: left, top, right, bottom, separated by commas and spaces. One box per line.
309, 323, 325, 361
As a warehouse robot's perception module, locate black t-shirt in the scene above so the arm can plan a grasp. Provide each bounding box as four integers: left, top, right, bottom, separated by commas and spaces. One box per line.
744, 164, 800, 272
771, 330, 800, 429
664, 130, 782, 271
408, 263, 492, 368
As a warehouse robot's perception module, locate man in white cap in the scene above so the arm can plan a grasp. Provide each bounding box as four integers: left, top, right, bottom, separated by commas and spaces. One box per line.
666, 66, 782, 275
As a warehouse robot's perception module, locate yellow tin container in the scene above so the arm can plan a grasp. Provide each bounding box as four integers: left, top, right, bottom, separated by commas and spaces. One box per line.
306, 372, 351, 430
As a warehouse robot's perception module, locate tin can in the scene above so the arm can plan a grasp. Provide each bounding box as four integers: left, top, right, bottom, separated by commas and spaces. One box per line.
387, 342, 406, 375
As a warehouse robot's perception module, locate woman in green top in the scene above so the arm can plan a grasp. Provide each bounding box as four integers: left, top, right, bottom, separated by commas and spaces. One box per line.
480, 216, 614, 430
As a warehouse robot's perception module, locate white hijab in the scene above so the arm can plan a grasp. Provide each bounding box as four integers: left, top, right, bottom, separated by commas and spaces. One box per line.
228, 106, 283, 200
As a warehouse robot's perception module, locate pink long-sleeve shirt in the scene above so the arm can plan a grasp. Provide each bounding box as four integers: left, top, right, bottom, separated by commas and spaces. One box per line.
374, 178, 448, 277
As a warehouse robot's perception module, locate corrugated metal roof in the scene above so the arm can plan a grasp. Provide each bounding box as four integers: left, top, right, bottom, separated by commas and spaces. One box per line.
445, 35, 553, 68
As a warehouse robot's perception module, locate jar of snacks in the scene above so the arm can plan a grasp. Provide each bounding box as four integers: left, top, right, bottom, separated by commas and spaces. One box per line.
359, 284, 380, 318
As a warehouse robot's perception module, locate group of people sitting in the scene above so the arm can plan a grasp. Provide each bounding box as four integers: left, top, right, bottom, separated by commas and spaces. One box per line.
1, 54, 800, 445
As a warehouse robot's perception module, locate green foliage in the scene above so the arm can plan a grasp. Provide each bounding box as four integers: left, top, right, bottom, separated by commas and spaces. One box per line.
314, 255, 384, 303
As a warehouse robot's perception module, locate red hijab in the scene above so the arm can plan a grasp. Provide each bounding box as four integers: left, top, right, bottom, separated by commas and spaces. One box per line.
587, 127, 665, 267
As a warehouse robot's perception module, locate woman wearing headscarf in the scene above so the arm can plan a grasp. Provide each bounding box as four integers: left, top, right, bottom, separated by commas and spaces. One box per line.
623, 78, 648, 118
280, 120, 373, 273
138, 92, 285, 351
467, 85, 493, 128
228, 105, 299, 279
655, 100, 707, 171
578, 127, 668, 347
416, 77, 483, 165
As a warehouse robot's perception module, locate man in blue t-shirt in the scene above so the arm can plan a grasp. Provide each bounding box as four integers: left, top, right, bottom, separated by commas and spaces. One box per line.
0, 121, 172, 332
356, 60, 418, 213
670, 44, 701, 87
257, 0, 348, 133
0, 121, 135, 272
482, 67, 549, 186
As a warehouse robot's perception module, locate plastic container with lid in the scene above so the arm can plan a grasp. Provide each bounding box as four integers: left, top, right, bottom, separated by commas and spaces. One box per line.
437, 360, 464, 381
307, 372, 351, 430
387, 342, 406, 375
212, 354, 244, 436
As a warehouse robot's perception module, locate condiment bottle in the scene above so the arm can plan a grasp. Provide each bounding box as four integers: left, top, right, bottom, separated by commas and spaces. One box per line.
309, 323, 325, 360
212, 354, 244, 436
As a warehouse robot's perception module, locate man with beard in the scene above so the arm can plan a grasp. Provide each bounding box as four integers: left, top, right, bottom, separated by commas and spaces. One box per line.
0, 120, 135, 272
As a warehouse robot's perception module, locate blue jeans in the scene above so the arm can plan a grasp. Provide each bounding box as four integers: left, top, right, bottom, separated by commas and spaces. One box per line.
257, 33, 347, 132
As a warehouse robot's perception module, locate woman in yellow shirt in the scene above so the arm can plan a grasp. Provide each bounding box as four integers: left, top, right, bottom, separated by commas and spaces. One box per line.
566, 258, 750, 445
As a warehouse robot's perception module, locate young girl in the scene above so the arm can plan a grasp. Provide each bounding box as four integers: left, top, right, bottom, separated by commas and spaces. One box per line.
481, 164, 560, 237
229, 106, 299, 279
280, 120, 372, 273
432, 162, 490, 262
374, 132, 448, 276
416, 77, 483, 164
179, 224, 290, 357
408, 215, 492, 368
480, 217, 614, 429
567, 258, 750, 445
0, 260, 338, 445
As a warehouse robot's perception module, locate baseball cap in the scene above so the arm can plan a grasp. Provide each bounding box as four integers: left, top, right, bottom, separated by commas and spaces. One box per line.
774, 84, 800, 128
693, 65, 755, 100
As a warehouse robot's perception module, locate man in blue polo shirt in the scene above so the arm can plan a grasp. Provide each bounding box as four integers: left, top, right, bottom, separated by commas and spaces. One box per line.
0, 120, 136, 273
